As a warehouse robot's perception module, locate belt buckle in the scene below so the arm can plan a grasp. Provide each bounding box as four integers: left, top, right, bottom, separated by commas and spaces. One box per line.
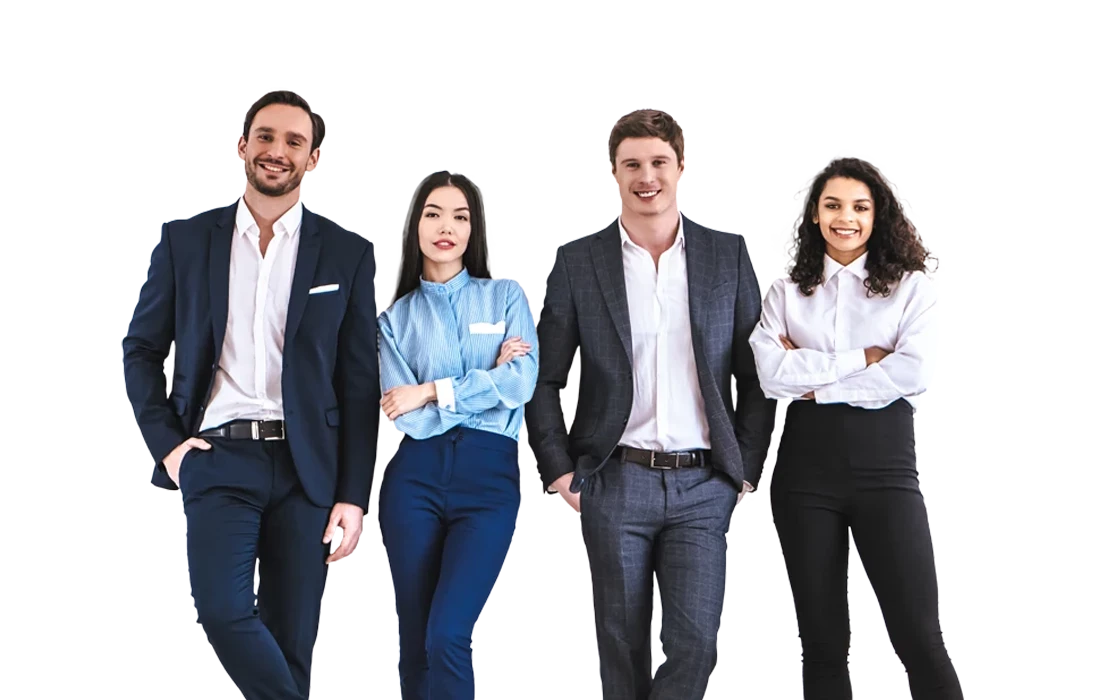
257, 421, 284, 441
648, 450, 674, 470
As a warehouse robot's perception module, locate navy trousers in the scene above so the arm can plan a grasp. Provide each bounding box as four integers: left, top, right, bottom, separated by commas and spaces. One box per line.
772, 400, 963, 699
179, 437, 330, 700
379, 427, 521, 700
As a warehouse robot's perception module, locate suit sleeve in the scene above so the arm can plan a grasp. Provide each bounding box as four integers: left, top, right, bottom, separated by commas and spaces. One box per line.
334, 241, 380, 512
123, 222, 187, 483
524, 247, 580, 492
732, 237, 777, 489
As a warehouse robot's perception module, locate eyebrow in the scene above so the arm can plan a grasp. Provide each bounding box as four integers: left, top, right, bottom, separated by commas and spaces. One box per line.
822, 195, 872, 203
423, 204, 470, 212
620, 154, 674, 164
253, 126, 308, 142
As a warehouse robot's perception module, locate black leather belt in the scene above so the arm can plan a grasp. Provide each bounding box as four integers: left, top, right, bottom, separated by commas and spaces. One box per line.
612, 446, 711, 469
199, 419, 286, 441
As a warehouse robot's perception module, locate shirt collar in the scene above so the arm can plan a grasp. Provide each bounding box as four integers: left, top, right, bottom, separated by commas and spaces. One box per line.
618, 213, 685, 251
234, 197, 303, 238
420, 267, 471, 295
823, 252, 869, 285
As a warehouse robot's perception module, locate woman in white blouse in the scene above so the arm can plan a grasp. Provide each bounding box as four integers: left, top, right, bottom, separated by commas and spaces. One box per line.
750, 158, 963, 699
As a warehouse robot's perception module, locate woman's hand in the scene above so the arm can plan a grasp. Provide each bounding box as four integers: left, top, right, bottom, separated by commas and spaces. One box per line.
380, 383, 436, 420
496, 336, 531, 367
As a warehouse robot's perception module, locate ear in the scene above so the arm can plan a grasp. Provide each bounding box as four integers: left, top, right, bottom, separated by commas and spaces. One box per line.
306, 148, 320, 172
237, 136, 247, 161
678, 158, 684, 176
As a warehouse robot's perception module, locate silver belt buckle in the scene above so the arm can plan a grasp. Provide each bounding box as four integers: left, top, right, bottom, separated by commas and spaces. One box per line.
649, 450, 669, 470
254, 420, 284, 441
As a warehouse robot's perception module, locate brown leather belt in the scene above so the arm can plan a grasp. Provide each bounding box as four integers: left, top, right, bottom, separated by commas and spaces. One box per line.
611, 446, 711, 470
199, 419, 286, 441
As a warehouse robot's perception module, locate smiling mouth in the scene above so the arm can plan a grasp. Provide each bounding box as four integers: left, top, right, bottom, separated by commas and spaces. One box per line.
258, 162, 289, 174
831, 227, 859, 238
635, 189, 661, 200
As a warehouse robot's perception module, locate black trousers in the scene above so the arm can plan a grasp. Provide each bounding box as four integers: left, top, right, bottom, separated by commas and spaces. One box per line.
771, 400, 962, 700
179, 437, 330, 699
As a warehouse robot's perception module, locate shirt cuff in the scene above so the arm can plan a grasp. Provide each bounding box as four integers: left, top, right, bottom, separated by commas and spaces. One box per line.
434, 378, 455, 412
741, 481, 755, 493
836, 349, 868, 378
813, 384, 840, 404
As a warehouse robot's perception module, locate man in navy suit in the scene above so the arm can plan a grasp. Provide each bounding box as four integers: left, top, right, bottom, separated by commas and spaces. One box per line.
123, 91, 379, 699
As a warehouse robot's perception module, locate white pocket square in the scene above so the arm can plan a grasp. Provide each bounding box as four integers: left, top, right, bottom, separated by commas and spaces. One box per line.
469, 321, 505, 335
309, 283, 339, 295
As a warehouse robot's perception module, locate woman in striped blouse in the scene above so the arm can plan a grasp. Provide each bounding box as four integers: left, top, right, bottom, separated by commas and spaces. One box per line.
749, 158, 963, 699
376, 171, 539, 700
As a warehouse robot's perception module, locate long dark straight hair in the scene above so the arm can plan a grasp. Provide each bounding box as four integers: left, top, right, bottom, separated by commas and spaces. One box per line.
392, 171, 491, 303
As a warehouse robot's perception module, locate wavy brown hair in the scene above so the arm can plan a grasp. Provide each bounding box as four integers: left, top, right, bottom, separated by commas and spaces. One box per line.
790, 158, 934, 297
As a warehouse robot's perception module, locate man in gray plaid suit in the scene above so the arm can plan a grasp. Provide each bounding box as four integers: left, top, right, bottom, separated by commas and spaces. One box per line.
525, 109, 776, 699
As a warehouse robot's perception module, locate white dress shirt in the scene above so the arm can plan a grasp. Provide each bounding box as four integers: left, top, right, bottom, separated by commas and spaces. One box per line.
199, 198, 303, 431
617, 216, 712, 451
749, 253, 936, 410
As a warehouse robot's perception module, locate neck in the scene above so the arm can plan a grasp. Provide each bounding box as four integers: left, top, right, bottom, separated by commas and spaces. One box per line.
827, 247, 866, 267
423, 259, 464, 285
243, 186, 300, 229
620, 204, 680, 258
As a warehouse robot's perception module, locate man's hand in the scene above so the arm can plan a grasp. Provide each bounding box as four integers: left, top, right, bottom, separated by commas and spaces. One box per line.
381, 383, 436, 421
549, 472, 581, 513
163, 438, 212, 486
736, 482, 755, 505
865, 347, 891, 365
496, 337, 531, 366
324, 503, 364, 564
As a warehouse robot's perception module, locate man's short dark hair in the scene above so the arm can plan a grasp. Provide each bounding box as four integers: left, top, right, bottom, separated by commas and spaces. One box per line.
608, 109, 684, 170
242, 91, 325, 150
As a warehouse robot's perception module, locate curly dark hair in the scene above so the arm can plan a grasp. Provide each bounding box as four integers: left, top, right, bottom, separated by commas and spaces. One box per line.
790, 158, 934, 297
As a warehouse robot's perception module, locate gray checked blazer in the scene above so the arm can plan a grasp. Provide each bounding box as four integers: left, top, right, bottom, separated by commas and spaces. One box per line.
524, 216, 776, 493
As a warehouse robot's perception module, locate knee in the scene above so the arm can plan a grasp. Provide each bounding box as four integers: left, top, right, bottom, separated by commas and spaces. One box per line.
801, 638, 850, 671
194, 597, 255, 639
425, 625, 472, 666
893, 630, 953, 674
693, 639, 718, 671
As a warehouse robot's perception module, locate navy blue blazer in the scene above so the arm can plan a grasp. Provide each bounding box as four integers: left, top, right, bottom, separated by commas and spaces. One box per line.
123, 201, 380, 511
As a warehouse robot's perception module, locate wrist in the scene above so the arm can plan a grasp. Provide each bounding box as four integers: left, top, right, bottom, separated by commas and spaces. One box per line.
423, 382, 438, 404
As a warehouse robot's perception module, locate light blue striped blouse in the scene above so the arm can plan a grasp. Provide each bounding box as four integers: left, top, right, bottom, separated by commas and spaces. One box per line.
377, 268, 540, 441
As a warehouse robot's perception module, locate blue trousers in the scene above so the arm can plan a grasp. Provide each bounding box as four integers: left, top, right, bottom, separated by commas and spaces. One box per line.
179, 437, 330, 700
379, 427, 521, 700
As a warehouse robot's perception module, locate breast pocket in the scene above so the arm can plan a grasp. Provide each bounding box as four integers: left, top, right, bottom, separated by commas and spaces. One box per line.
464, 321, 506, 368
302, 285, 347, 329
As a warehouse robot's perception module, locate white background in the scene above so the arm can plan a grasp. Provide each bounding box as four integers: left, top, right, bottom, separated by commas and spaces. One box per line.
0, 1, 1111, 700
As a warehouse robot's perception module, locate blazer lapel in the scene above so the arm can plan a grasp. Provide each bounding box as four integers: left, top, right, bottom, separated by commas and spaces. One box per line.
591, 222, 633, 366
284, 206, 321, 350
684, 216, 716, 363
208, 202, 238, 355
